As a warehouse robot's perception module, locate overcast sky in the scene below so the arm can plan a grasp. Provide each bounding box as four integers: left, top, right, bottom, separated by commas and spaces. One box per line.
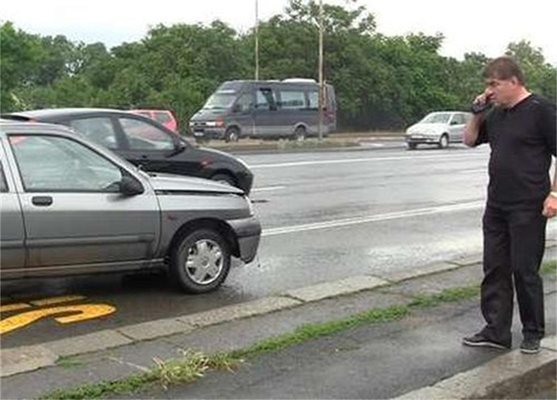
2, 0, 556, 65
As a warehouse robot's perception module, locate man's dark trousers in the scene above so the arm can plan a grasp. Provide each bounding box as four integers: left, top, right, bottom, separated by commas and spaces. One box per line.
480, 205, 547, 345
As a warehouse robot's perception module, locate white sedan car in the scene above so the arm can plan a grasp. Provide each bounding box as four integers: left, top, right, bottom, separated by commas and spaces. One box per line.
405, 111, 472, 150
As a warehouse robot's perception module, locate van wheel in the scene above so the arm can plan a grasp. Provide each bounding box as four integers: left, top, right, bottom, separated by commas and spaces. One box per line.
293, 126, 306, 141
170, 229, 231, 293
225, 128, 240, 142
211, 173, 236, 187
438, 134, 449, 149
407, 143, 417, 150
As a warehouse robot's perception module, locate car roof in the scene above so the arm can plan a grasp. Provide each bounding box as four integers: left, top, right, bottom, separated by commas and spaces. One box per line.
0, 119, 78, 137
4, 108, 133, 121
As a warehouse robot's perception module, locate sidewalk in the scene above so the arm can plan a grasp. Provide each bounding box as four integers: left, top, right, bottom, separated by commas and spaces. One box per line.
1, 249, 555, 399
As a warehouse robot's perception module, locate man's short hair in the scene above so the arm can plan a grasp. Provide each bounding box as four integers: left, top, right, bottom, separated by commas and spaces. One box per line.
483, 56, 525, 85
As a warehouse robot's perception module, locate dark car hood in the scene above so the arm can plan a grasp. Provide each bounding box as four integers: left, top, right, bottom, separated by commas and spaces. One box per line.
190, 109, 228, 121
149, 173, 243, 195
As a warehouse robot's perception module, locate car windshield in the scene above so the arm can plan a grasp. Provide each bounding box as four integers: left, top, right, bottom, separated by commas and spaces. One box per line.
203, 91, 237, 110
421, 113, 451, 124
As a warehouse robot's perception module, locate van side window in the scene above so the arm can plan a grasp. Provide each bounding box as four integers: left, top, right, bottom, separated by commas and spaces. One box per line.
256, 88, 276, 110
236, 93, 253, 112
280, 90, 305, 110
307, 91, 319, 110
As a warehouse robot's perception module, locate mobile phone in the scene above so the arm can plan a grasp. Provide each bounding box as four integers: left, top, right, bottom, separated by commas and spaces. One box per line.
471, 95, 493, 114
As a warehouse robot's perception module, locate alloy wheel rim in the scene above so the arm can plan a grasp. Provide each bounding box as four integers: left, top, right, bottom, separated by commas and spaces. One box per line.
184, 239, 223, 285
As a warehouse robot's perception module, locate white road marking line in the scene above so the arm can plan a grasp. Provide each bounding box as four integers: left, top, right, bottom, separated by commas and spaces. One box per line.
250, 153, 485, 169
252, 186, 287, 192
262, 200, 484, 237
459, 169, 487, 174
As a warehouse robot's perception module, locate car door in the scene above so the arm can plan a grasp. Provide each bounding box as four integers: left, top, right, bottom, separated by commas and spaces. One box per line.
0, 148, 26, 273
115, 116, 201, 177
448, 113, 466, 142
230, 92, 255, 137
7, 133, 160, 272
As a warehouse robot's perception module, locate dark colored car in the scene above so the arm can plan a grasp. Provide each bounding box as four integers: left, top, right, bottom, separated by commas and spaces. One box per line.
3, 108, 253, 194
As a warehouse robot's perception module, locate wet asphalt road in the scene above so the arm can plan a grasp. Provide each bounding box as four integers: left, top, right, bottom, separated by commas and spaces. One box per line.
2, 143, 555, 348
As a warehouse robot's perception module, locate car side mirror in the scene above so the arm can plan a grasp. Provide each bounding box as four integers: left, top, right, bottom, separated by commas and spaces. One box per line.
232, 104, 242, 113
450, 120, 459, 125
119, 175, 144, 196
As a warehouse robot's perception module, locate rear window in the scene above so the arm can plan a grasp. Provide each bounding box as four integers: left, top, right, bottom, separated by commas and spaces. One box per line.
69, 118, 118, 149
154, 112, 172, 124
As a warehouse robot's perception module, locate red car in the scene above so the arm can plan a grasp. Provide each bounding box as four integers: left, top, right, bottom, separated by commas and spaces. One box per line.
131, 109, 178, 133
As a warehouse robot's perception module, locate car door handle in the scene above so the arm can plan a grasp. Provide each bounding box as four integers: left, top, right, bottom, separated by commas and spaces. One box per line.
32, 196, 53, 206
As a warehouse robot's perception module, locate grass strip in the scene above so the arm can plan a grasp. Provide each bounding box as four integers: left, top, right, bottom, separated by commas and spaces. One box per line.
42, 351, 240, 400
231, 304, 409, 359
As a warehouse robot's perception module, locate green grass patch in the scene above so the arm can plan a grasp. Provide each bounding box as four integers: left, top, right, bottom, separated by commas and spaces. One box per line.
41, 351, 240, 400
541, 259, 557, 274
409, 285, 480, 308
232, 305, 409, 359
55, 356, 83, 369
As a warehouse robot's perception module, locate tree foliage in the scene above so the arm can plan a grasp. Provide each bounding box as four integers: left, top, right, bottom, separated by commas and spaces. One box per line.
1, 1, 555, 131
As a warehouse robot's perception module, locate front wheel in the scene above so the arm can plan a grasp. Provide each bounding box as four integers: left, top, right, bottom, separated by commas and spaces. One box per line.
170, 229, 231, 293
292, 126, 306, 141
225, 127, 240, 142
438, 134, 449, 149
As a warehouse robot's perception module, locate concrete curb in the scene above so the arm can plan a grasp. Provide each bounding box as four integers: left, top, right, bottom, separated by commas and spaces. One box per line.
394, 336, 557, 399
0, 249, 554, 379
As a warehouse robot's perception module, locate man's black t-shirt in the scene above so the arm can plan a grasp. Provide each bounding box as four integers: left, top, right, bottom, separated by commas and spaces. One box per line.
475, 94, 556, 210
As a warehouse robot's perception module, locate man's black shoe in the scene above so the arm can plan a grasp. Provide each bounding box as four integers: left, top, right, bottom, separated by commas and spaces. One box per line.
462, 333, 510, 349
520, 338, 541, 354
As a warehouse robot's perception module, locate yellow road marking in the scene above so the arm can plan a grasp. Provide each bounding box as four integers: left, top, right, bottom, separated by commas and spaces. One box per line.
0, 303, 32, 313
30, 295, 86, 306
0, 304, 117, 335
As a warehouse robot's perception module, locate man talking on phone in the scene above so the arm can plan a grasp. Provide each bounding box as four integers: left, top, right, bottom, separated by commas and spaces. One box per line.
462, 56, 556, 353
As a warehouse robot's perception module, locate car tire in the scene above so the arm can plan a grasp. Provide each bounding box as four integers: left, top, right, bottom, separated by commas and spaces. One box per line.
407, 143, 417, 150
225, 127, 240, 142
211, 173, 236, 187
170, 229, 231, 293
438, 134, 449, 149
293, 126, 306, 142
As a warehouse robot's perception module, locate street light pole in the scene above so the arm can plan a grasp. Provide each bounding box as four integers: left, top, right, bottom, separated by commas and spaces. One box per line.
255, 0, 259, 81
318, 0, 324, 141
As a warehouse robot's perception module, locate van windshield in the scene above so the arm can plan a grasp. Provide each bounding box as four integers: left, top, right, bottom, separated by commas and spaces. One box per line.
203, 91, 237, 110
421, 113, 451, 124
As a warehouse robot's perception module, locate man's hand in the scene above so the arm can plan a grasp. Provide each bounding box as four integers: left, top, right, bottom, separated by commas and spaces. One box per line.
542, 193, 557, 218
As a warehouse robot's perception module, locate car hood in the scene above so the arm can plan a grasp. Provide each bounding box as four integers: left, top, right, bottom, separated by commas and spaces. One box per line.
149, 173, 244, 195
407, 123, 447, 133
190, 109, 229, 121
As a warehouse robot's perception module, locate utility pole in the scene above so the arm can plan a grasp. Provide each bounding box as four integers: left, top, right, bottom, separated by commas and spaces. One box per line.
318, 0, 324, 141
255, 0, 259, 81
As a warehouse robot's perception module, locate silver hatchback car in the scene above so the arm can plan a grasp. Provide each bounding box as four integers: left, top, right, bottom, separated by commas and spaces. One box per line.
405, 111, 472, 150
0, 121, 261, 293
